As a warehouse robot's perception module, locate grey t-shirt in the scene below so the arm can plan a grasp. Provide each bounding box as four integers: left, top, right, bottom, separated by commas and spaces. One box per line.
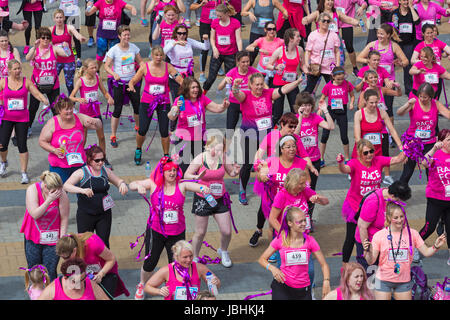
105, 43, 140, 81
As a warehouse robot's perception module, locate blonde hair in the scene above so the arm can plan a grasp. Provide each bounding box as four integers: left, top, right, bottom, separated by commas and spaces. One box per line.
76, 58, 97, 79
40, 171, 63, 190
55, 232, 94, 260
385, 202, 403, 228
205, 135, 225, 152
284, 168, 307, 194
282, 206, 305, 247
216, 3, 236, 16
356, 139, 374, 157
7, 59, 20, 71
195, 290, 216, 300
171, 240, 193, 259
151, 46, 164, 57
53, 9, 65, 18
24, 265, 50, 291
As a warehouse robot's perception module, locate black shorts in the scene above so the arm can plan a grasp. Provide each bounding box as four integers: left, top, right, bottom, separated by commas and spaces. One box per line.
85, 0, 97, 27
191, 193, 229, 216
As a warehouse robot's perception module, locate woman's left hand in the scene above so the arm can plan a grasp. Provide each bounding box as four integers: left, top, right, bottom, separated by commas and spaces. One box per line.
434, 234, 447, 249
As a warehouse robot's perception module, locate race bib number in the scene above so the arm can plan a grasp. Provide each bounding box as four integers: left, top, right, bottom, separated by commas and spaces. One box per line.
39, 75, 55, 85
40, 230, 59, 245
86, 263, 102, 275
174, 286, 198, 300
102, 194, 115, 211
62, 0, 75, 15
187, 114, 201, 127
380, 64, 392, 74
163, 210, 178, 224
414, 129, 431, 139
289, 0, 303, 3
336, 7, 345, 14
445, 185, 450, 197
85, 90, 98, 102
363, 132, 381, 145
282, 72, 297, 82
209, 9, 217, 20
285, 249, 308, 266
179, 57, 192, 67
66, 152, 84, 165
399, 23, 412, 34
149, 84, 165, 95
102, 19, 117, 30
388, 248, 409, 262
381, 1, 393, 6
301, 135, 317, 147
7, 98, 24, 111
209, 183, 223, 196
377, 102, 387, 111
262, 56, 270, 66
321, 49, 334, 59
256, 117, 272, 131
121, 63, 135, 75
328, 22, 338, 32
331, 98, 343, 110
421, 20, 435, 27
424, 73, 438, 84
217, 35, 231, 46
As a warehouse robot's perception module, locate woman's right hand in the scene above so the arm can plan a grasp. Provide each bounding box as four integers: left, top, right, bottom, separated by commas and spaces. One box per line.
159, 286, 170, 297
212, 47, 219, 59
336, 153, 345, 164
271, 266, 286, 283
362, 239, 371, 252
47, 189, 62, 202
53, 148, 65, 159
113, 73, 121, 81
137, 185, 147, 195
83, 188, 94, 198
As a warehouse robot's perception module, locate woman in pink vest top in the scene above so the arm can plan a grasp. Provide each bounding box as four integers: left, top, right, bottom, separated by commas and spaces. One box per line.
20, 170, 70, 281
38, 257, 110, 300
38, 97, 102, 182
184, 135, 240, 268
145, 240, 220, 300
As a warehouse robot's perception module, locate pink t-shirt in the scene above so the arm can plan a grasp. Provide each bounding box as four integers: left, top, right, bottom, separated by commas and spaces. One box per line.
357, 66, 390, 90
160, 20, 179, 48
199, 0, 218, 24
414, 2, 448, 40
226, 66, 259, 103
321, 80, 354, 106
255, 37, 284, 70
345, 156, 392, 212
258, 130, 309, 159
211, 17, 241, 56
270, 234, 320, 288
305, 30, 340, 75
240, 88, 274, 131
414, 39, 446, 64
426, 149, 450, 201
355, 188, 386, 243
372, 227, 424, 283
297, 113, 324, 162
174, 95, 212, 141
412, 61, 446, 92
265, 156, 308, 194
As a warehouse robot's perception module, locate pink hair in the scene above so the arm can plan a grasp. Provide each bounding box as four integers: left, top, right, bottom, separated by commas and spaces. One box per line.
150, 156, 182, 187
338, 262, 374, 300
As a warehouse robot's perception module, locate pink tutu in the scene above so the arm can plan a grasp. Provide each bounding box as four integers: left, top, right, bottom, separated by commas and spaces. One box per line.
342, 199, 358, 224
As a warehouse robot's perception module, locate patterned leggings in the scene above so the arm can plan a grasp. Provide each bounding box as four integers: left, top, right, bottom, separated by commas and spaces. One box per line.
24, 237, 60, 282
57, 62, 76, 95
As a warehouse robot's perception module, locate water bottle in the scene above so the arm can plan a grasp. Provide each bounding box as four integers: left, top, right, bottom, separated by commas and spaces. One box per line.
392, 13, 399, 29
200, 186, 217, 207
276, 61, 286, 76
300, 73, 307, 90
86, 4, 93, 11
225, 83, 232, 97
62, 43, 71, 57
145, 162, 151, 178
359, 19, 367, 33
205, 271, 218, 296
59, 140, 67, 155
179, 95, 185, 111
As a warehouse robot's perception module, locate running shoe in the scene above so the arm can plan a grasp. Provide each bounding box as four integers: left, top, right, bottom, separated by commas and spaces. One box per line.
110, 136, 118, 148
195, 21, 200, 27
72, 47, 77, 56
239, 190, 248, 205
140, 18, 149, 27
23, 45, 30, 55
21, 172, 29, 184
134, 148, 142, 165
184, 19, 191, 28
217, 248, 232, 268
0, 162, 6, 177
249, 230, 262, 247
383, 175, 394, 186
352, 66, 359, 77
87, 37, 95, 47
218, 68, 225, 76
268, 252, 278, 263
134, 283, 145, 300
320, 159, 325, 168
447, 257, 450, 266
199, 73, 207, 83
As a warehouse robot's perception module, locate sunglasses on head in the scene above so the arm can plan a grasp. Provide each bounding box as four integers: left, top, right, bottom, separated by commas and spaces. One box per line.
93, 158, 105, 163
362, 149, 375, 156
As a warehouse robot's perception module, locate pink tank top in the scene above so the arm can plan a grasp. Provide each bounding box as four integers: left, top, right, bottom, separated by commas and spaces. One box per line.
48, 115, 86, 168
150, 184, 186, 236
374, 40, 395, 80
2, 77, 29, 123
336, 287, 364, 300
165, 262, 201, 300
141, 62, 170, 104
52, 25, 75, 64
79, 74, 101, 117
273, 45, 300, 86
53, 276, 97, 300
20, 182, 61, 245
406, 98, 438, 145
0, 49, 15, 78
32, 45, 60, 90
196, 155, 226, 199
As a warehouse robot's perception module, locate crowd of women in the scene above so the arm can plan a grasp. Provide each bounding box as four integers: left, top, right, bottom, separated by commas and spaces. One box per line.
2, 0, 448, 301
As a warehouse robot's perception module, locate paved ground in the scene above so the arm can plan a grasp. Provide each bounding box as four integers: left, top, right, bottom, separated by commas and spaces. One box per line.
0, 0, 449, 300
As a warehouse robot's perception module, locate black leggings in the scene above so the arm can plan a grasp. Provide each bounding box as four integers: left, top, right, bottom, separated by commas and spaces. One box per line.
320, 111, 349, 145
419, 197, 450, 247
112, 83, 140, 118
0, 120, 28, 153
203, 53, 236, 91
28, 87, 61, 128
138, 103, 170, 138
271, 280, 312, 300
143, 228, 185, 272
342, 221, 357, 263
272, 85, 299, 127
257, 203, 265, 230
23, 10, 43, 46
226, 102, 241, 131
76, 210, 112, 248
304, 73, 332, 94
341, 27, 355, 54
399, 143, 434, 184
199, 22, 212, 72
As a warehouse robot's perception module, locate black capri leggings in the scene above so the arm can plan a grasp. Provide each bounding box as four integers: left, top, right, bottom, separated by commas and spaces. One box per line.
76, 210, 112, 248
399, 142, 434, 184
0, 120, 28, 153
271, 280, 312, 300
138, 103, 170, 138
23, 10, 43, 46
320, 110, 349, 145
226, 102, 241, 131
112, 83, 140, 118
239, 129, 266, 192
419, 197, 450, 247
143, 228, 185, 272
199, 22, 212, 72
203, 53, 236, 91
341, 27, 355, 54
304, 73, 332, 95
342, 221, 357, 263
28, 87, 61, 128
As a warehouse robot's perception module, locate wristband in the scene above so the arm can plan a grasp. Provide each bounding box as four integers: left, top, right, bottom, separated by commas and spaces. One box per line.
433, 245, 439, 251
254, 47, 259, 54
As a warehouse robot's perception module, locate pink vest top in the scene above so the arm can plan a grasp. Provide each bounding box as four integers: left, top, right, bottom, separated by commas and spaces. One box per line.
3, 77, 29, 123
79, 74, 101, 117
150, 184, 186, 235
32, 45, 60, 89
196, 155, 226, 199
141, 62, 170, 104
374, 40, 395, 80
48, 115, 86, 168
52, 25, 75, 63
406, 98, 438, 145
53, 276, 97, 300
273, 45, 300, 86
20, 182, 61, 245
0, 49, 15, 78
165, 262, 201, 300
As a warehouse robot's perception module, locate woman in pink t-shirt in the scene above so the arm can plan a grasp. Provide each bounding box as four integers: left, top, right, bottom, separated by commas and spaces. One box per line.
419, 129, 450, 265
259, 206, 330, 300
363, 201, 446, 300
152, 5, 181, 48
337, 138, 406, 267
413, 0, 450, 41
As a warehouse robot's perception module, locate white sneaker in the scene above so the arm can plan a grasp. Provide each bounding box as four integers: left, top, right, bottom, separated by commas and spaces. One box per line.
217, 248, 232, 268
383, 175, 394, 186
0, 162, 6, 177
21, 172, 29, 184
134, 282, 145, 300
195, 21, 200, 27
348, 174, 351, 181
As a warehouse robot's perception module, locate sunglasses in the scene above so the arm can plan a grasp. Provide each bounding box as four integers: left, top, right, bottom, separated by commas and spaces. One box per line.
93, 158, 105, 163
177, 32, 187, 35
288, 125, 297, 129
322, 20, 331, 23
265, 27, 276, 31
41, 36, 51, 40
362, 149, 375, 156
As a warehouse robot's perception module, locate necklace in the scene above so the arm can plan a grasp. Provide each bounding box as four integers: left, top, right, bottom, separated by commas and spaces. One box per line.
388, 225, 403, 274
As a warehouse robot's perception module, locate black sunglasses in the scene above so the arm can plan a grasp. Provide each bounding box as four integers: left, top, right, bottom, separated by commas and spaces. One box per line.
41, 36, 51, 40
322, 20, 331, 23
93, 158, 105, 163
177, 32, 187, 35
362, 149, 375, 156
265, 27, 276, 31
